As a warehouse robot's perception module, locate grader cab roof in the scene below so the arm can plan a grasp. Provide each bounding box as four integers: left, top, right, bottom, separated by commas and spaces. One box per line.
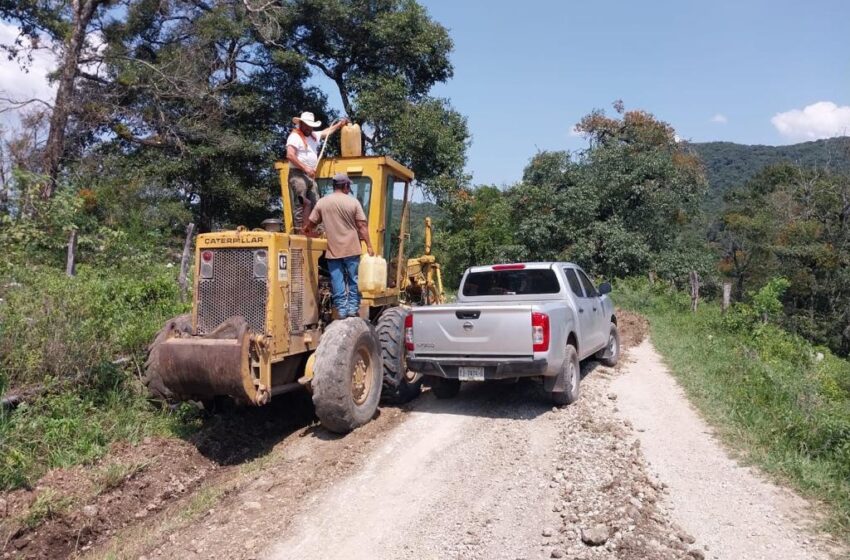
273, 155, 415, 182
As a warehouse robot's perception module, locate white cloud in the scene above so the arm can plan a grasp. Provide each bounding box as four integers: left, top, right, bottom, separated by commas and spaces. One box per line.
0, 22, 57, 127
771, 101, 850, 142
710, 113, 728, 124
0, 23, 56, 101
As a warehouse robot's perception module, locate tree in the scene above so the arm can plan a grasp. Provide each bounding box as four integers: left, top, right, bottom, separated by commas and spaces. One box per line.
247, 0, 470, 199
715, 162, 850, 353
69, 0, 330, 231
520, 103, 708, 279
1, 0, 113, 198
437, 186, 520, 284
437, 104, 709, 286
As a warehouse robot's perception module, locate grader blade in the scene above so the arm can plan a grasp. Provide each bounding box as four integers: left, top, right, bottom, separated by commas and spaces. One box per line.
147, 317, 259, 404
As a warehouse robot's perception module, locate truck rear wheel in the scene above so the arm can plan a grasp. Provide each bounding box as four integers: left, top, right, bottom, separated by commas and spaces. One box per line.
376, 307, 422, 404
143, 314, 192, 402
549, 344, 580, 406
312, 318, 383, 433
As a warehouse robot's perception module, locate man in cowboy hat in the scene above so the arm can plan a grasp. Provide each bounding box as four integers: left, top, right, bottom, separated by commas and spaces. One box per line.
286, 111, 348, 232
304, 173, 374, 318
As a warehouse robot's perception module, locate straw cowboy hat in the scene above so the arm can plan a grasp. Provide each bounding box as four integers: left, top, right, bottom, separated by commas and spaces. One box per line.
292, 111, 322, 128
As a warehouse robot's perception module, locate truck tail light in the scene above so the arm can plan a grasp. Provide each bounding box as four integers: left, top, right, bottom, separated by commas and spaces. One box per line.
404, 313, 414, 351
531, 312, 550, 352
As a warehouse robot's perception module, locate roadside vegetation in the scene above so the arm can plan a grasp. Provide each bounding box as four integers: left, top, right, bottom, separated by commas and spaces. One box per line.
0, 257, 200, 490
616, 278, 850, 536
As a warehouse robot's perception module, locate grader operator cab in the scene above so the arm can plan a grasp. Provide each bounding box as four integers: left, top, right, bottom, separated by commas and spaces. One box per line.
144, 141, 444, 433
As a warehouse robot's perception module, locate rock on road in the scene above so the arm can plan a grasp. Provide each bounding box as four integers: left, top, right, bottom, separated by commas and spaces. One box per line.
137, 337, 843, 560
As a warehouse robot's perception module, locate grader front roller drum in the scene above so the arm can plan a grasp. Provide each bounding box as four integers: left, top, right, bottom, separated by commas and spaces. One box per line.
144, 315, 261, 405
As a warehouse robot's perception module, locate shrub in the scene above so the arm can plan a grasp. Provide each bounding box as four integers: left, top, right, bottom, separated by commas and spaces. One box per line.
0, 263, 188, 388
751, 277, 790, 324
0, 364, 199, 489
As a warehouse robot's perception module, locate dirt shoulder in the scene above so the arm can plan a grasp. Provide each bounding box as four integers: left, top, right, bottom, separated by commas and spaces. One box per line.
1, 390, 410, 560
611, 340, 845, 560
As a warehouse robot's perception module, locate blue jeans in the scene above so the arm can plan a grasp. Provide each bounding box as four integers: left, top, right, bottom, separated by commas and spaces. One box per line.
327, 256, 361, 317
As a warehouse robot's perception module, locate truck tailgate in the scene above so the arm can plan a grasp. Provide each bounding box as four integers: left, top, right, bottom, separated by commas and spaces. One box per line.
412, 305, 532, 356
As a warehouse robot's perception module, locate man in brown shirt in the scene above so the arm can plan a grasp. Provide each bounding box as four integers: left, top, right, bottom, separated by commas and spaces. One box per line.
304, 173, 375, 318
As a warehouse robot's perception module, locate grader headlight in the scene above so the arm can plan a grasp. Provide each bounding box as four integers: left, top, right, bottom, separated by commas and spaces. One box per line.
200, 250, 214, 279
253, 249, 268, 279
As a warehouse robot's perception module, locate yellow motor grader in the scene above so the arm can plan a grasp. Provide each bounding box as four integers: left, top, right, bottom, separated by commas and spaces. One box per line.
144, 148, 444, 433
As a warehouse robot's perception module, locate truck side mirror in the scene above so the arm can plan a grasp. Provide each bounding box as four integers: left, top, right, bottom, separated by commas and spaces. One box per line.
598, 282, 612, 295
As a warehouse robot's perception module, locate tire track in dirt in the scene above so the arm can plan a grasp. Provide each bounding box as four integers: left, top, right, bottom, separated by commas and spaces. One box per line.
267, 383, 561, 560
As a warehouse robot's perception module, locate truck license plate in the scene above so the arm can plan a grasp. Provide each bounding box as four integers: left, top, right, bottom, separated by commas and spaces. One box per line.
458, 366, 485, 381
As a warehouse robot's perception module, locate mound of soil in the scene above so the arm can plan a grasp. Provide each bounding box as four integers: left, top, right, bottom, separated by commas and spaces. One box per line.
616, 309, 649, 350
1, 437, 216, 559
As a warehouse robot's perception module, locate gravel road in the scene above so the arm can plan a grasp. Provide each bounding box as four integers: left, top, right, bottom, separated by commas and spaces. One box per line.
610, 341, 843, 560
120, 334, 844, 560
261, 342, 843, 560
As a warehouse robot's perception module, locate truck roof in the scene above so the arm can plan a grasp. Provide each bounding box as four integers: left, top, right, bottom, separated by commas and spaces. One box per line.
466, 262, 579, 274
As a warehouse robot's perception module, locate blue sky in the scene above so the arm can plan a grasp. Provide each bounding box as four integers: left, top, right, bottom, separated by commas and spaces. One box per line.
2, 1, 848, 188
416, 0, 850, 186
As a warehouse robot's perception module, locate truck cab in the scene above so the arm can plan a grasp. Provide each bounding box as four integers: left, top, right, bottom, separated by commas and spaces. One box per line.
405, 262, 620, 405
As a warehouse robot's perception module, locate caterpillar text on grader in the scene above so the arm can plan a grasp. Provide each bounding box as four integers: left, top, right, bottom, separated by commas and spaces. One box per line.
144, 146, 444, 433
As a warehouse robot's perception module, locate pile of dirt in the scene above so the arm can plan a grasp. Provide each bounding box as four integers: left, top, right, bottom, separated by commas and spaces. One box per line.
118, 404, 410, 560
616, 309, 649, 351
1, 437, 217, 559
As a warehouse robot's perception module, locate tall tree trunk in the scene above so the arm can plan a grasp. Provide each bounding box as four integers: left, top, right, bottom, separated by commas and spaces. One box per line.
41, 0, 99, 199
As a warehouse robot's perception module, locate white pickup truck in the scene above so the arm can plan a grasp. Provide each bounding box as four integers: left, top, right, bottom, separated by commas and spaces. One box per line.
405, 262, 619, 405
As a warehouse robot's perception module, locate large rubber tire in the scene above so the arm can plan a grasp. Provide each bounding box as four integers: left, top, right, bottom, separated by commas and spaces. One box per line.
595, 322, 621, 367
376, 307, 422, 404
143, 314, 193, 402
550, 344, 580, 406
312, 318, 383, 433
429, 377, 461, 399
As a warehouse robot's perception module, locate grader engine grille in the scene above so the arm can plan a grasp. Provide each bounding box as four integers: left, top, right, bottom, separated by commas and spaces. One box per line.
289, 249, 304, 334
197, 249, 268, 335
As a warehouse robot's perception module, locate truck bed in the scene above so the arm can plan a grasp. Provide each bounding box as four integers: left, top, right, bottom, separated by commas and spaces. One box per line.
410, 303, 533, 358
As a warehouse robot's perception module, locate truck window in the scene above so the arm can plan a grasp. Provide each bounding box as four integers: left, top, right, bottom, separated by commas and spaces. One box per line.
462, 269, 560, 296
577, 270, 598, 297
563, 268, 584, 297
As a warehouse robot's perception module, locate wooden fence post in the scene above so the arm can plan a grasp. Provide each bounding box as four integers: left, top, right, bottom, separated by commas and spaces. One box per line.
178, 223, 196, 302
722, 282, 732, 314
65, 229, 77, 277
689, 270, 700, 312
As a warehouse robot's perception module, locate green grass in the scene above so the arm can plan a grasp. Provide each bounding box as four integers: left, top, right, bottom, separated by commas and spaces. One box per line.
615, 278, 850, 538
0, 260, 200, 491
93, 460, 150, 493
20, 489, 74, 528
0, 367, 201, 490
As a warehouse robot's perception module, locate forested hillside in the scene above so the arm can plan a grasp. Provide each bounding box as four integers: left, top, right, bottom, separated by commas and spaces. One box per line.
691, 137, 850, 208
